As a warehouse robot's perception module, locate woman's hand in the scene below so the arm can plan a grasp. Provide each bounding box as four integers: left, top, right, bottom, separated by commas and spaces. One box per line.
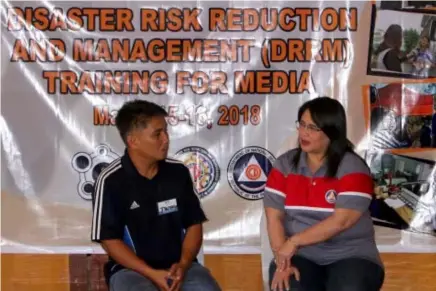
276, 239, 298, 271
271, 265, 300, 291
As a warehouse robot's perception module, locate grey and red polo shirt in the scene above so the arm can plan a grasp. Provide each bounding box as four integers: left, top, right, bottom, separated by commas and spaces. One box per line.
263, 149, 383, 267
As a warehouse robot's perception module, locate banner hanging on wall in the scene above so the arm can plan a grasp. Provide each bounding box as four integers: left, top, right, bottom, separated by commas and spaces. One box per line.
1, 0, 436, 254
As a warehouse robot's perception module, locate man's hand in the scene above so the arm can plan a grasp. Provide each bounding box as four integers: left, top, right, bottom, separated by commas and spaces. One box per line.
148, 269, 171, 291
271, 265, 300, 291
167, 263, 189, 291
276, 239, 298, 271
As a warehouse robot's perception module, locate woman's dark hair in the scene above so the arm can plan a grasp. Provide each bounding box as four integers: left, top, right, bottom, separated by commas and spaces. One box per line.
292, 97, 354, 178
373, 24, 403, 55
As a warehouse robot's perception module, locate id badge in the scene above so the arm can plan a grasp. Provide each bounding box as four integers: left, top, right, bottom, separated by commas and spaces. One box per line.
157, 198, 178, 215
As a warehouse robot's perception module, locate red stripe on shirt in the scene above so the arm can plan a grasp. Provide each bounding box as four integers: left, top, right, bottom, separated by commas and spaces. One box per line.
338, 173, 374, 196
282, 173, 374, 209
265, 168, 286, 194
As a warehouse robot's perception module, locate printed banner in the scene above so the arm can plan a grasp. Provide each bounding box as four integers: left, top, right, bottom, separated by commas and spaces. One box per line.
1, 0, 436, 254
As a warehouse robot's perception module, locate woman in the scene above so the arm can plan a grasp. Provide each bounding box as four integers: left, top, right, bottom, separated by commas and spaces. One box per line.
263, 97, 385, 291
372, 24, 405, 72
406, 35, 434, 77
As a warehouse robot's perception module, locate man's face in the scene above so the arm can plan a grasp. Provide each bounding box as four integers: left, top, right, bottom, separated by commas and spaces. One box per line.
127, 115, 169, 161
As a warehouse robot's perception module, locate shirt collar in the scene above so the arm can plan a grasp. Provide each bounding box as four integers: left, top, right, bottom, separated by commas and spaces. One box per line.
121, 148, 140, 178
121, 148, 164, 180
297, 150, 327, 177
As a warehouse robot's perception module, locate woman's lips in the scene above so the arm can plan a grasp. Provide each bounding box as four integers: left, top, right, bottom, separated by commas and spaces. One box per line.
300, 139, 310, 146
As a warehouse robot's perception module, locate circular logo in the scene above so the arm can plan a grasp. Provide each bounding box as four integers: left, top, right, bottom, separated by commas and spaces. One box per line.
227, 146, 276, 200
71, 144, 120, 200
174, 146, 220, 199
325, 189, 337, 204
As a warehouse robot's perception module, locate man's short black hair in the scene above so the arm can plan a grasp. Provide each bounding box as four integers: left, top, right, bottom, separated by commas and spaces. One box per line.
115, 99, 168, 144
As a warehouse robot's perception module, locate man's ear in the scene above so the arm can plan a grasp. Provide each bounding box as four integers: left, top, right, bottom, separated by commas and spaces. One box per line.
126, 133, 137, 149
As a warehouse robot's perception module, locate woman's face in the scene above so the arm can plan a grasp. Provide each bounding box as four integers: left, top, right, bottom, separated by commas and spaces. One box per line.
298, 110, 330, 155
420, 37, 430, 49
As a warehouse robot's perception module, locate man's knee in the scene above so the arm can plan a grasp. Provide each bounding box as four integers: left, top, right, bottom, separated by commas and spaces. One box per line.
182, 263, 221, 291
110, 269, 158, 291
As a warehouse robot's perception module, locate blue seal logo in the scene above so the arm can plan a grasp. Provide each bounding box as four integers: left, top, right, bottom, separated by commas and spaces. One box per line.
71, 144, 120, 200
174, 146, 220, 199
227, 146, 275, 200
325, 189, 337, 204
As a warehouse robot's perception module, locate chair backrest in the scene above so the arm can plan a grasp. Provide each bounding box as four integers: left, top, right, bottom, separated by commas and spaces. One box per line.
260, 210, 274, 291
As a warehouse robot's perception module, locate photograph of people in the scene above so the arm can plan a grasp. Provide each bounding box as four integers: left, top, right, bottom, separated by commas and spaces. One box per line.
368, 8, 436, 78
365, 151, 436, 236
368, 83, 435, 149
378, 1, 436, 10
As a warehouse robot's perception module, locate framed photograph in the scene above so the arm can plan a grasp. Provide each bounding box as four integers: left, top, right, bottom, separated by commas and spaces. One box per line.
363, 82, 436, 150
367, 4, 436, 79
378, 1, 436, 12
364, 151, 436, 236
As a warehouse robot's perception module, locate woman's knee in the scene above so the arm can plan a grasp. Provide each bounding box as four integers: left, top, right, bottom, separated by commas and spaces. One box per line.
327, 281, 382, 291
326, 259, 384, 291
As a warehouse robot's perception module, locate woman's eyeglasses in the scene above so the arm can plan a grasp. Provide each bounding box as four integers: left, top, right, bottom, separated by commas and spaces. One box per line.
295, 121, 321, 134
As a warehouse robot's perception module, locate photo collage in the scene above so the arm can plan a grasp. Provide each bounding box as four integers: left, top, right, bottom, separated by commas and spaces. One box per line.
365, 1, 436, 236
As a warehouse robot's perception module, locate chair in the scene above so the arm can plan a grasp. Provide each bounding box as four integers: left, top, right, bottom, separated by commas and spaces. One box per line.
260, 210, 274, 291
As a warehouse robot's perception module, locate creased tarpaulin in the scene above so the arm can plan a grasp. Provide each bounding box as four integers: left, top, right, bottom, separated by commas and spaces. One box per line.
1, 0, 436, 254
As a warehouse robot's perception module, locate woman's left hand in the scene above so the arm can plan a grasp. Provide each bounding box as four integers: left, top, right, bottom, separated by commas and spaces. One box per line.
276, 239, 298, 271
271, 265, 300, 291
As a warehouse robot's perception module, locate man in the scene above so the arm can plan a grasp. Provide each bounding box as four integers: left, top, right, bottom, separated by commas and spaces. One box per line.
91, 100, 221, 291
